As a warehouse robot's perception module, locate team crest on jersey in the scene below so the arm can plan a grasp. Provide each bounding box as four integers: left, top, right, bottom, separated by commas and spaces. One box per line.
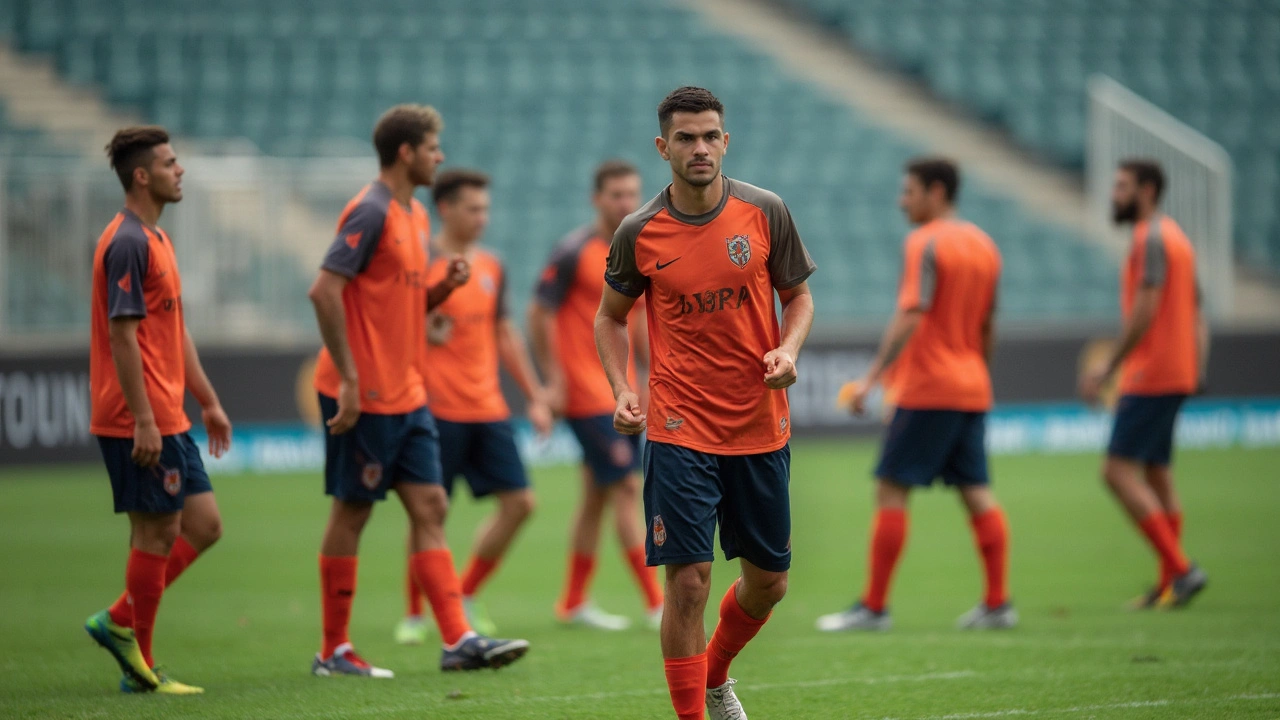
665, 416, 685, 431
361, 462, 383, 490
780, 417, 788, 432
726, 234, 751, 269
652, 515, 667, 547
480, 274, 495, 294
162, 468, 181, 496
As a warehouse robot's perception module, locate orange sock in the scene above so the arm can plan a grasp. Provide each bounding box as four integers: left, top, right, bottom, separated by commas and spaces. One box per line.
862, 508, 907, 613
108, 536, 199, 627
624, 545, 664, 611
706, 582, 769, 688
405, 560, 425, 617
970, 507, 1010, 608
319, 554, 357, 659
460, 556, 500, 598
124, 548, 168, 667
663, 652, 708, 720
410, 549, 472, 645
1138, 512, 1190, 578
558, 552, 595, 614
1159, 511, 1184, 589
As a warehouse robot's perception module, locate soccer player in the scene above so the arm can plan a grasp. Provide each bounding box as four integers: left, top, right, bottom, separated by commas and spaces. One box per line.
308, 105, 529, 678
598, 87, 816, 720
396, 169, 552, 643
529, 160, 664, 631
816, 158, 1016, 633
1079, 159, 1208, 608
84, 126, 232, 695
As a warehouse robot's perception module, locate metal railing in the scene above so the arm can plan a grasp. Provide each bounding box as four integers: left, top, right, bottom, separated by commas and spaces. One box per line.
1086, 74, 1234, 317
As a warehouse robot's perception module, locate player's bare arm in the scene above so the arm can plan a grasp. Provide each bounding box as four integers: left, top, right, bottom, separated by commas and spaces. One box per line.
764, 280, 815, 390
851, 307, 924, 414
308, 269, 361, 435
1080, 285, 1159, 403
982, 297, 998, 367
426, 255, 471, 309
497, 317, 554, 435
595, 286, 645, 435
108, 316, 161, 467
527, 301, 567, 415
1196, 290, 1210, 392
182, 327, 231, 458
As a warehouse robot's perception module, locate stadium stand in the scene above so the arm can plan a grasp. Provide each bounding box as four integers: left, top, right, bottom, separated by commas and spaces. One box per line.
780, 0, 1280, 274
2, 0, 1121, 328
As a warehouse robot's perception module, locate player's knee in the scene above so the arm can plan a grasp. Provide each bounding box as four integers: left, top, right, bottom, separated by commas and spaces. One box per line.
1101, 461, 1126, 492
196, 514, 224, 548
749, 572, 789, 608
666, 564, 712, 607
504, 490, 536, 522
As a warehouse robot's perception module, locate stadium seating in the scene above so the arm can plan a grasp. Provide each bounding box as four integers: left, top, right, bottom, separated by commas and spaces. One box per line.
3, 0, 1121, 327
780, 0, 1280, 274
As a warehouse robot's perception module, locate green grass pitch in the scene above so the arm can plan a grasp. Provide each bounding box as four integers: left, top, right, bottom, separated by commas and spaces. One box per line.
2, 441, 1278, 719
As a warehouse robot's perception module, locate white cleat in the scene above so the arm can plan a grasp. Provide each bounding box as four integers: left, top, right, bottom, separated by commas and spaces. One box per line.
706, 678, 748, 719
956, 602, 1018, 630
816, 602, 892, 632
559, 603, 632, 631
646, 604, 664, 631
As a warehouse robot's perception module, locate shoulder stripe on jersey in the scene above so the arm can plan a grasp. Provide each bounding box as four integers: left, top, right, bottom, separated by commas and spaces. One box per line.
1142, 215, 1168, 288
919, 237, 938, 310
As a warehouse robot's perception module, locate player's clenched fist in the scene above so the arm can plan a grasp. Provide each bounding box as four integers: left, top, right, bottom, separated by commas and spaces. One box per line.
612, 390, 646, 435
327, 377, 361, 435
763, 348, 798, 389
443, 255, 471, 288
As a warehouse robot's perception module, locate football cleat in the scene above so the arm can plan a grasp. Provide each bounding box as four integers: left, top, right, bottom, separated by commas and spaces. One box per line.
464, 598, 498, 637
646, 604, 664, 632
956, 601, 1019, 630
311, 643, 394, 678
120, 667, 204, 695
85, 609, 159, 690
394, 616, 429, 646
440, 633, 530, 671
557, 602, 632, 631
1158, 564, 1208, 609
815, 602, 892, 632
1128, 585, 1165, 610
706, 678, 748, 719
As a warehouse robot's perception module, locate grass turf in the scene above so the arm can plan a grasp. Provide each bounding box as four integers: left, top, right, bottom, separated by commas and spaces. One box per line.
1, 441, 1278, 719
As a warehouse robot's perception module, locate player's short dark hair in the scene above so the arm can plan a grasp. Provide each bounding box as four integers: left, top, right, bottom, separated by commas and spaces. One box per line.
372, 104, 444, 169
593, 159, 639, 193
431, 168, 489, 206
105, 126, 170, 191
1119, 158, 1166, 202
905, 157, 961, 203
657, 86, 725, 137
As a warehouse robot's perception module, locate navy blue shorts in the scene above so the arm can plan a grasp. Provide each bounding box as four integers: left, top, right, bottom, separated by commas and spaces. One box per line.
1107, 394, 1187, 467
97, 432, 213, 514
319, 394, 443, 503
875, 409, 989, 488
567, 414, 641, 486
642, 440, 792, 572
436, 419, 530, 499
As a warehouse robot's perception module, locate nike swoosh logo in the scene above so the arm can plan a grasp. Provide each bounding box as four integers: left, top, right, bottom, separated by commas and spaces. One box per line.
656, 257, 681, 270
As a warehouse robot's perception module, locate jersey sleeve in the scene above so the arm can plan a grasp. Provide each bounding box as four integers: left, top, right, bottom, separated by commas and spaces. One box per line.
1138, 224, 1168, 288
604, 218, 649, 298
103, 234, 149, 319
897, 235, 937, 311
762, 196, 817, 290
534, 241, 581, 310
495, 261, 509, 320
321, 201, 387, 278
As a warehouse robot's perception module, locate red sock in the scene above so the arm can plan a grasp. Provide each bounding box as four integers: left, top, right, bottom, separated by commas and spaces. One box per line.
1159, 511, 1184, 589
108, 537, 199, 627
862, 508, 907, 613
970, 507, 1010, 608
558, 552, 596, 615
319, 554, 357, 659
624, 545, 664, 611
663, 653, 708, 720
410, 549, 472, 645
460, 556, 500, 599
706, 582, 769, 688
405, 560, 425, 617
124, 548, 168, 668
1138, 512, 1191, 578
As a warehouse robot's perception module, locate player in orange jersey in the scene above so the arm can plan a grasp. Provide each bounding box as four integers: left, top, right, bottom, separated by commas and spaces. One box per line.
1080, 159, 1208, 609
396, 168, 552, 642
599, 87, 816, 720
816, 158, 1015, 635
529, 159, 664, 631
308, 106, 528, 678
84, 126, 232, 695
